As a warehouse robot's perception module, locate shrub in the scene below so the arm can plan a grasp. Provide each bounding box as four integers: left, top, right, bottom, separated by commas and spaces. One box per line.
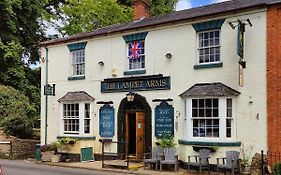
158, 135, 176, 148
2, 115, 33, 139
41, 143, 57, 152
273, 162, 281, 175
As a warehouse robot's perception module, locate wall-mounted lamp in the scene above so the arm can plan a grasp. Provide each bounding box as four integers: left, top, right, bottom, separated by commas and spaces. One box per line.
228, 18, 253, 30
249, 96, 253, 104
98, 61, 104, 66
165, 52, 172, 59
126, 91, 135, 102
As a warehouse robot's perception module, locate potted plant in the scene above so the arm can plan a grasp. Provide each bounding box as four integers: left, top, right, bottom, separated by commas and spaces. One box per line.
240, 144, 254, 173
55, 137, 77, 152
40, 143, 57, 162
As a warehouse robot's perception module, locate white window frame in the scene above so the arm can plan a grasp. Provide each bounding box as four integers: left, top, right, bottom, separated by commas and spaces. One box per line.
126, 40, 145, 71
184, 97, 236, 142
197, 29, 221, 65
60, 101, 93, 137
71, 49, 85, 76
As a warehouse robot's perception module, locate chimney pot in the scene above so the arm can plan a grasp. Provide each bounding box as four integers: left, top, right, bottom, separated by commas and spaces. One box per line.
134, 0, 150, 21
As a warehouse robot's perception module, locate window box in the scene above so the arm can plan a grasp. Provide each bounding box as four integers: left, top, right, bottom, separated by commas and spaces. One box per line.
124, 69, 146, 75
67, 75, 85, 81
194, 62, 223, 69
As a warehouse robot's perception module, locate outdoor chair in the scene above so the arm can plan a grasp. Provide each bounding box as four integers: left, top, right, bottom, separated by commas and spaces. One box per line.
186, 148, 211, 174
143, 146, 162, 170
216, 150, 240, 175
159, 148, 178, 171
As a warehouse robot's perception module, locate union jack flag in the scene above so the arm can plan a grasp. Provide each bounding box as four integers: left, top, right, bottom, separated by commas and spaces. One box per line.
128, 41, 143, 60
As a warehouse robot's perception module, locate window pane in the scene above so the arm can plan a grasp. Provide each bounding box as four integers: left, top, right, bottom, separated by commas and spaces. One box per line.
198, 30, 220, 63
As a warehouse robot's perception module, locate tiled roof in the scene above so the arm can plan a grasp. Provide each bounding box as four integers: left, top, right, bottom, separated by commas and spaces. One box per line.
179, 82, 240, 98
41, 0, 280, 46
58, 91, 95, 102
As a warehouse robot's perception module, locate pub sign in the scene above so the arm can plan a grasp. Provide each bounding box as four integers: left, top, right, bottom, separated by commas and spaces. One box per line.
155, 102, 174, 138
99, 105, 115, 137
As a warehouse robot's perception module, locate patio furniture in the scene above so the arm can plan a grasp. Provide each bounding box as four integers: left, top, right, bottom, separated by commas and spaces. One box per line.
186, 148, 211, 174
217, 150, 240, 175
143, 146, 162, 170
160, 148, 178, 171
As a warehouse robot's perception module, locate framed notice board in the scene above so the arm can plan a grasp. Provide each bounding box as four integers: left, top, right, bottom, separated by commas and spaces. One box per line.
80, 147, 94, 162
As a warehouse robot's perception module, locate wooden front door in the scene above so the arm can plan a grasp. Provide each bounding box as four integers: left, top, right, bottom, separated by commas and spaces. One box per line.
136, 112, 145, 159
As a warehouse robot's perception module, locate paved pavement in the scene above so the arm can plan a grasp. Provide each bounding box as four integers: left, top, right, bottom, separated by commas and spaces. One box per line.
36, 159, 217, 175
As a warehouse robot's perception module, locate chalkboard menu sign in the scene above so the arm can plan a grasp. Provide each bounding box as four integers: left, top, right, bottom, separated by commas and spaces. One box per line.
155, 102, 174, 138
99, 105, 115, 137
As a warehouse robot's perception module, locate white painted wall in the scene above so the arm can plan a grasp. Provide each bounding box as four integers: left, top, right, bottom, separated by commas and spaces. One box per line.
41, 9, 267, 163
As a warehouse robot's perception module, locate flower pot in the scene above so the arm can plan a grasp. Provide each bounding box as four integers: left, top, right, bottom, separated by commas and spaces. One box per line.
41, 151, 55, 162
241, 165, 251, 173
51, 154, 61, 162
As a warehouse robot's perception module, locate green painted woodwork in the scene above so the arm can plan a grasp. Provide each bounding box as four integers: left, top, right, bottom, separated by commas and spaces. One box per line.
178, 139, 241, 147
192, 19, 225, 32
123, 69, 146, 75
80, 147, 94, 162
122, 32, 148, 43
194, 62, 223, 69
67, 42, 87, 51
67, 75, 85, 81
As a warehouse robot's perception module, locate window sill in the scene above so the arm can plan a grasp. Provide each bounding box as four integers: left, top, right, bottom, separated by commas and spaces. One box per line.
124, 69, 146, 75
67, 75, 85, 81
178, 140, 241, 147
57, 136, 96, 140
194, 62, 223, 69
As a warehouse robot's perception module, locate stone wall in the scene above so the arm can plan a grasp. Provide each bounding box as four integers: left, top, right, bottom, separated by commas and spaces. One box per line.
0, 129, 40, 159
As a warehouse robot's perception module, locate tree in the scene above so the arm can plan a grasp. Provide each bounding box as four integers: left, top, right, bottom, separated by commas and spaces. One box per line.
0, 0, 42, 125
0, 85, 34, 139
118, 0, 177, 17
45, 0, 177, 35
52, 0, 133, 35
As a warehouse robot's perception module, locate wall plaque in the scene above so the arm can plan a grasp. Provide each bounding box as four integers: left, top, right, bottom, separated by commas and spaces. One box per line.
155, 102, 174, 138
99, 105, 115, 137
101, 74, 170, 93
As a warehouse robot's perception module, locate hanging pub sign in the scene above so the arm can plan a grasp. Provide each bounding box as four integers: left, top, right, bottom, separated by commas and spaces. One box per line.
101, 74, 170, 93
155, 102, 174, 138
44, 84, 55, 96
237, 22, 245, 59
99, 104, 115, 137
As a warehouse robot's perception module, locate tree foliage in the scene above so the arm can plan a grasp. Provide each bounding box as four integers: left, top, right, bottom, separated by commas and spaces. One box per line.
0, 0, 42, 135
0, 85, 34, 139
45, 0, 177, 35
53, 0, 133, 35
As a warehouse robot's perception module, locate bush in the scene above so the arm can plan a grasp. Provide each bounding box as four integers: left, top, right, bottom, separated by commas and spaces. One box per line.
273, 162, 281, 175
55, 138, 77, 151
0, 85, 34, 139
158, 135, 176, 148
41, 143, 57, 152
2, 115, 33, 139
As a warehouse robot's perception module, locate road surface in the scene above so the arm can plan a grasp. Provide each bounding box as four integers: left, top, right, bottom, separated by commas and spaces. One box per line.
0, 159, 123, 175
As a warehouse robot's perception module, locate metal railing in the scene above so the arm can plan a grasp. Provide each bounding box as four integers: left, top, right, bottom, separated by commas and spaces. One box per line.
101, 140, 129, 169
261, 150, 281, 175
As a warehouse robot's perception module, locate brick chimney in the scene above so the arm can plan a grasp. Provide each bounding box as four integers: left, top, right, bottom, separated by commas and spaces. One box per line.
133, 0, 150, 21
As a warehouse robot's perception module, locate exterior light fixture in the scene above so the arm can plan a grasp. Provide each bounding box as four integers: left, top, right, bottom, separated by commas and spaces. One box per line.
165, 52, 172, 59
98, 61, 104, 66
126, 91, 135, 102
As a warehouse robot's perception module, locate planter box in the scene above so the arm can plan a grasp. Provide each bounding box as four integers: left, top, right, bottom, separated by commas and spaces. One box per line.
41, 151, 55, 162
51, 154, 61, 162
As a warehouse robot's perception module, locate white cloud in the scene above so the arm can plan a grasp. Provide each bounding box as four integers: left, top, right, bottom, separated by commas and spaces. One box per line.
212, 0, 231, 3
176, 0, 192, 11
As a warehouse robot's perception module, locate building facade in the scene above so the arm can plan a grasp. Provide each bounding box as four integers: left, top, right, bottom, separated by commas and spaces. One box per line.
40, 0, 281, 163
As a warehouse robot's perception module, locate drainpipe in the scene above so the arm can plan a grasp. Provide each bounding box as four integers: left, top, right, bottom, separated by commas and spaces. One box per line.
45, 47, 49, 145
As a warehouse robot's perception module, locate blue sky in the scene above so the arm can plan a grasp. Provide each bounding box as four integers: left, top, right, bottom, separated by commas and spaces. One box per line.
176, 0, 230, 11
